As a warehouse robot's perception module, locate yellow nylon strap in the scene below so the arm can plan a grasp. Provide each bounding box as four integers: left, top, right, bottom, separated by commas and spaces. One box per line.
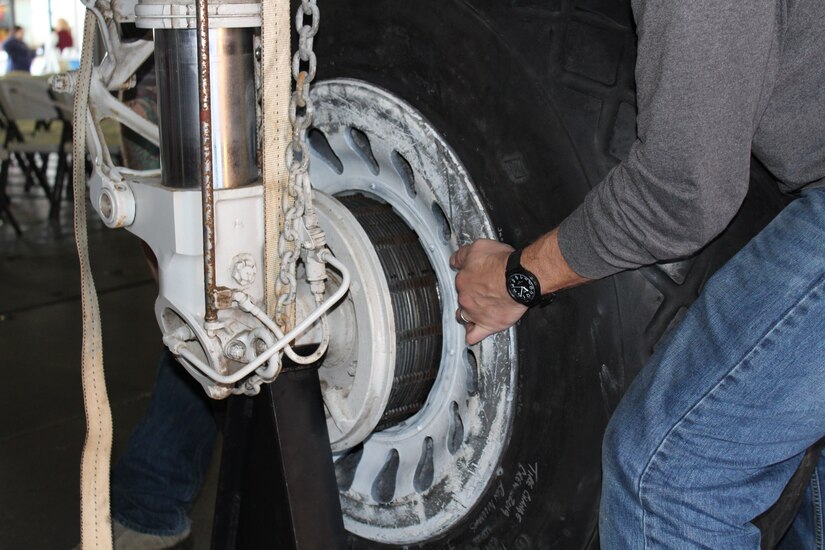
262, 0, 293, 321
75, 10, 114, 550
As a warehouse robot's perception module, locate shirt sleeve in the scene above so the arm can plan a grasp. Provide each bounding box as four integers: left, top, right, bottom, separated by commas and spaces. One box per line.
557, 0, 779, 279
3, 39, 28, 59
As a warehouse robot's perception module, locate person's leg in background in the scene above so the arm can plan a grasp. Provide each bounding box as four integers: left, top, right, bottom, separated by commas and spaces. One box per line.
111, 350, 218, 547
600, 188, 825, 549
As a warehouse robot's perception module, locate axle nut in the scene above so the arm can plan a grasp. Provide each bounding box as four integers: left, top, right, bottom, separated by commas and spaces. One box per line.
231, 254, 257, 286
225, 340, 246, 362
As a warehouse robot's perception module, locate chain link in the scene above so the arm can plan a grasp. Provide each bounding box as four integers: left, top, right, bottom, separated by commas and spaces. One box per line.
275, 0, 322, 327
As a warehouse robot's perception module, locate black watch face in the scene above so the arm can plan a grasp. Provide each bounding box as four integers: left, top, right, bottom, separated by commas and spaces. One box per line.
507, 273, 538, 304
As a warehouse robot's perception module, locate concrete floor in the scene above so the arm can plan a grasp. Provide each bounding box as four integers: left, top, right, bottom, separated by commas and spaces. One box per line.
0, 164, 217, 549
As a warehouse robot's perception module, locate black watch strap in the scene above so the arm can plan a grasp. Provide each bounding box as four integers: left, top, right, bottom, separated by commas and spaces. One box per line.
505, 249, 543, 307
505, 248, 523, 274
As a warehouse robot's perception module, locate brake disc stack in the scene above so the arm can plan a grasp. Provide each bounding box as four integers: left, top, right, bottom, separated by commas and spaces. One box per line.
337, 194, 442, 429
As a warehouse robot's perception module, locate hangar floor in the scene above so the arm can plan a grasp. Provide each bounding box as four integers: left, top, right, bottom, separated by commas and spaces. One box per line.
0, 165, 217, 549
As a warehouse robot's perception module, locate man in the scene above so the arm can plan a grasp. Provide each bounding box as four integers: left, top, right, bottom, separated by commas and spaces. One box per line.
452, 1, 825, 548
2, 26, 33, 73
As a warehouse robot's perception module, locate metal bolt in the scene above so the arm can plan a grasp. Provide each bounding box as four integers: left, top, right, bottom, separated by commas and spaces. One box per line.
231, 255, 257, 286
226, 341, 246, 361
49, 72, 76, 94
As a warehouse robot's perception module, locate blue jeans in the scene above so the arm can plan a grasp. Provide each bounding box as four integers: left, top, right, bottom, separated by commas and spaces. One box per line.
111, 350, 219, 536
779, 473, 825, 550
601, 188, 825, 549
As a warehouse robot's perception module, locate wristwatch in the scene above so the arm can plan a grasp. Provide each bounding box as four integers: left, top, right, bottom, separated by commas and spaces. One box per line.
505, 249, 554, 307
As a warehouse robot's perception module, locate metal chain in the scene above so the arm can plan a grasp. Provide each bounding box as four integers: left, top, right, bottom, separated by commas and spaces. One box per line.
275, 0, 321, 326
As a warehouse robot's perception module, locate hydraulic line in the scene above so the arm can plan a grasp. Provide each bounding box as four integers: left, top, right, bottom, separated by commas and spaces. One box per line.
167, 250, 350, 387
234, 290, 331, 365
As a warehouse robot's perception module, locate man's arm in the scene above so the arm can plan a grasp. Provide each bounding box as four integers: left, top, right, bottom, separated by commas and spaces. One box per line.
558, 0, 779, 278
2, 39, 17, 55
453, 1, 780, 343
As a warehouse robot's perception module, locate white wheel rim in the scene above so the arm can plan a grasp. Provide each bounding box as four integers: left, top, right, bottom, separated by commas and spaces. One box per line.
309, 79, 517, 544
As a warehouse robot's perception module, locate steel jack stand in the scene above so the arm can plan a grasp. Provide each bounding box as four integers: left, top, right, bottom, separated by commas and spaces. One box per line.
211, 362, 347, 550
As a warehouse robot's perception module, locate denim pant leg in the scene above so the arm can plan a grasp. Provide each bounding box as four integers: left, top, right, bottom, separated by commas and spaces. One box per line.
600, 188, 825, 549
778, 452, 825, 550
111, 350, 218, 536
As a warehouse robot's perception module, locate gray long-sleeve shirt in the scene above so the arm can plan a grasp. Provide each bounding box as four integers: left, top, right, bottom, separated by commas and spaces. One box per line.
557, 0, 825, 279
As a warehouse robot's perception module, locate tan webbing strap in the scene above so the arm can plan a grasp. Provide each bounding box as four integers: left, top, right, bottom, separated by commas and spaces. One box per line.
74, 11, 114, 550
262, 0, 293, 319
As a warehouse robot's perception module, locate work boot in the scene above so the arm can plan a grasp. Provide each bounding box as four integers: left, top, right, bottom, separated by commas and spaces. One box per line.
111, 520, 192, 550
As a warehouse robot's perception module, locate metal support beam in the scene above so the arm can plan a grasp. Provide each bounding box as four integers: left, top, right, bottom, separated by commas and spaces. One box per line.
211, 363, 347, 550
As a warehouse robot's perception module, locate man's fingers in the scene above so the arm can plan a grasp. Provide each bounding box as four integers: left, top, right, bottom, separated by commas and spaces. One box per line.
455, 306, 485, 343
450, 244, 471, 270
466, 323, 493, 346
455, 308, 472, 325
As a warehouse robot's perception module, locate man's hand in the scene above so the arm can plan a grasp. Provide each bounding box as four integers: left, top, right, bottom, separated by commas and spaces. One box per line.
451, 229, 590, 345
450, 239, 527, 345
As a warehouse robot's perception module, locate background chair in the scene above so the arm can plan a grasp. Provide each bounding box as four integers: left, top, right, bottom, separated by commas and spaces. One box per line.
0, 146, 19, 235
0, 75, 73, 227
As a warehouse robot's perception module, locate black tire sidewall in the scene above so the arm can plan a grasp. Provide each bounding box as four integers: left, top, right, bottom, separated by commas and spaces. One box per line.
316, 3, 619, 547
314, 2, 787, 548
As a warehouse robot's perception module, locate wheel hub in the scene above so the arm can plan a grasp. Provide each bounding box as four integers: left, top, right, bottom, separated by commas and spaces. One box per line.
310, 192, 444, 450
336, 194, 443, 430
